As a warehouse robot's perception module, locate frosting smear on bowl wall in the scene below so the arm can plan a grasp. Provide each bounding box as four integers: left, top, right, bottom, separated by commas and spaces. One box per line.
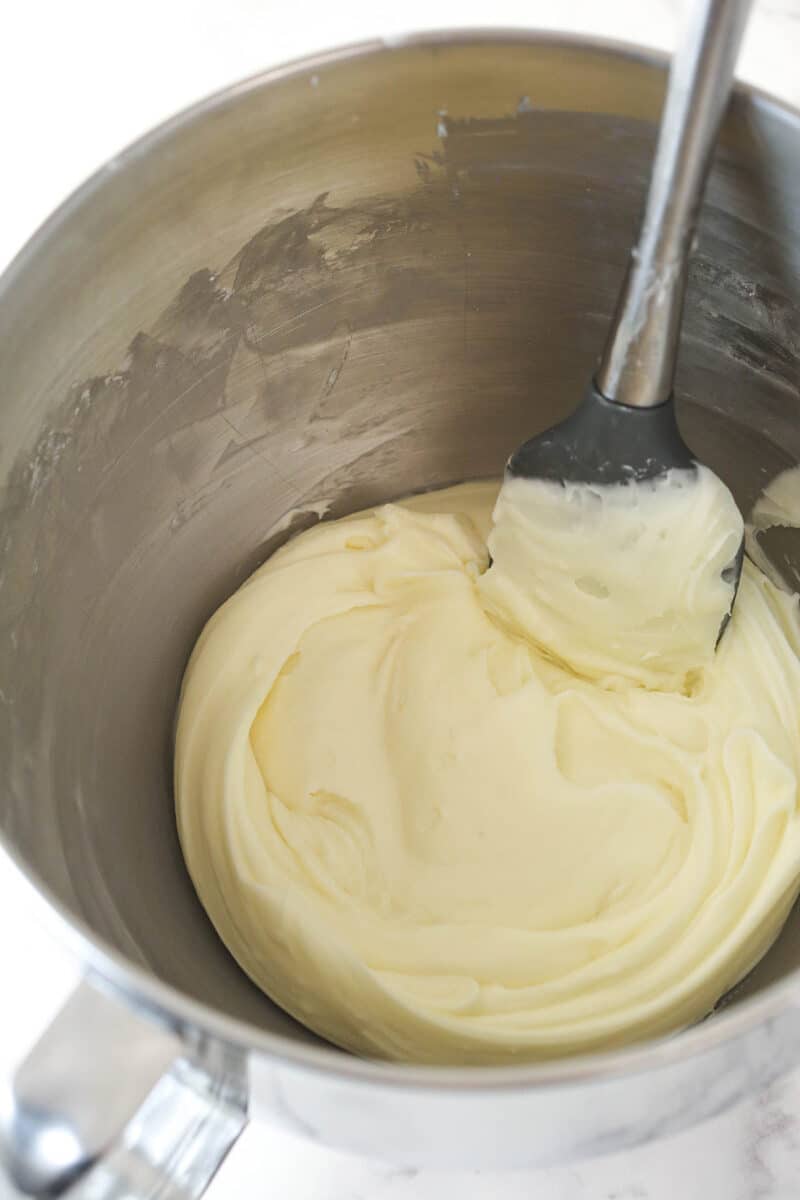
175, 473, 800, 1064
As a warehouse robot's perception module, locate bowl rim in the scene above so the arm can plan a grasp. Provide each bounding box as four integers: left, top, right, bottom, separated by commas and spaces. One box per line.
3, 25, 800, 1091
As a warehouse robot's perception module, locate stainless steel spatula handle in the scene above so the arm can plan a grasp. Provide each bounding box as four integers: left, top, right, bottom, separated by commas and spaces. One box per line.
596, 0, 754, 410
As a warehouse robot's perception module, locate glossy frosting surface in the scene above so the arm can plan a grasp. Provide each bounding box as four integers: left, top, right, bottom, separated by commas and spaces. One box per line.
176, 479, 800, 1063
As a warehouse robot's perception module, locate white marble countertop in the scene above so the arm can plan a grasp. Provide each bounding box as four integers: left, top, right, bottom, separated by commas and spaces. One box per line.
211, 1074, 800, 1200
3, 1, 800, 1197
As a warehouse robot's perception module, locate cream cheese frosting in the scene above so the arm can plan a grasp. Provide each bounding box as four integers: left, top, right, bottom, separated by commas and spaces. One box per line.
483, 467, 743, 688
175, 478, 800, 1064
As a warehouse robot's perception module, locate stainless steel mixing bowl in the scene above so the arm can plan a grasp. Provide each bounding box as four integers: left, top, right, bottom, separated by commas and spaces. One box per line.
3, 31, 800, 1198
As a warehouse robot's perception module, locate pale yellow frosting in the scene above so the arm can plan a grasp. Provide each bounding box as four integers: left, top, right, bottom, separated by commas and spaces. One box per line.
176, 479, 800, 1063
483, 468, 743, 689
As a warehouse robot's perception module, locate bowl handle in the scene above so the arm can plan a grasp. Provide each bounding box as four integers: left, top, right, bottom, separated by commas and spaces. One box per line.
0, 977, 247, 1198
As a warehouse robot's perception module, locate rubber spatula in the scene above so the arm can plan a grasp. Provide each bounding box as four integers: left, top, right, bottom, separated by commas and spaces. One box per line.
507, 0, 752, 634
